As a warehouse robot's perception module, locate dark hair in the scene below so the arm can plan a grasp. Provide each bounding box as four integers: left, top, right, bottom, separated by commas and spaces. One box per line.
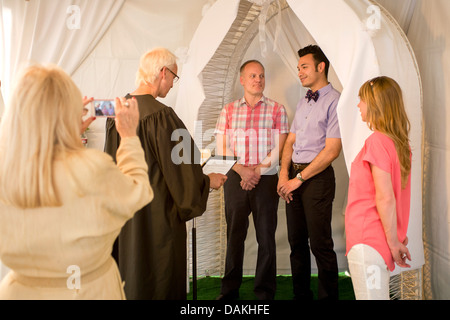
298, 45, 330, 78
240, 60, 265, 74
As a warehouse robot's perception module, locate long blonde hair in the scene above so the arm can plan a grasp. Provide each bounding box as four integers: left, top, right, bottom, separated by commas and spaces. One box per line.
359, 76, 411, 188
0, 64, 84, 208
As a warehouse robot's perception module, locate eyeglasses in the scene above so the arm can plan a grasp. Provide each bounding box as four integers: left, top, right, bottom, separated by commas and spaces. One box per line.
165, 66, 179, 83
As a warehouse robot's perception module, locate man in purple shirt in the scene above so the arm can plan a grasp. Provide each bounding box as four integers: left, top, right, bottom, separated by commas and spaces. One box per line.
277, 45, 342, 300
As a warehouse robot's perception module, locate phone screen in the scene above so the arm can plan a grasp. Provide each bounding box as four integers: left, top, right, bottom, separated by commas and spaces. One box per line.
92, 99, 115, 117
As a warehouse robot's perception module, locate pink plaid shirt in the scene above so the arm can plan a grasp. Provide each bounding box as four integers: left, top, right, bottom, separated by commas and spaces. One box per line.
215, 96, 289, 166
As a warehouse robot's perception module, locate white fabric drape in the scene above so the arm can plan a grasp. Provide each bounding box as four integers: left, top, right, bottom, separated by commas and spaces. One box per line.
265, 7, 315, 83
404, 0, 450, 300
0, 0, 124, 104
0, 82, 4, 120
174, 0, 240, 136
376, 0, 417, 33
0, 0, 124, 282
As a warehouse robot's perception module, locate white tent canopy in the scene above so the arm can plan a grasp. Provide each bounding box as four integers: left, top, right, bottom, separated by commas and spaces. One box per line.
0, 0, 449, 299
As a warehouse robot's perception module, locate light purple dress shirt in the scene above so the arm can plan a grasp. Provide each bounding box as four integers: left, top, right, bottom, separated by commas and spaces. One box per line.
290, 83, 341, 163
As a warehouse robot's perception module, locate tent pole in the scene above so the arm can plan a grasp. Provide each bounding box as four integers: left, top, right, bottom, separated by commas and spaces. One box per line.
192, 218, 197, 300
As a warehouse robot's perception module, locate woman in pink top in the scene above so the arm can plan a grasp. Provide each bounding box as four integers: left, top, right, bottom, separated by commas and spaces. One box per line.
345, 76, 412, 300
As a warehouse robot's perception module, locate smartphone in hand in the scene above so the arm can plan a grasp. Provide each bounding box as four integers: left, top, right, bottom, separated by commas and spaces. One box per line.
92, 99, 115, 117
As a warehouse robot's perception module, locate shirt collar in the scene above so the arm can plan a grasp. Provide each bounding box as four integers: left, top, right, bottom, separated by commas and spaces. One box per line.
239, 95, 266, 108
317, 83, 333, 98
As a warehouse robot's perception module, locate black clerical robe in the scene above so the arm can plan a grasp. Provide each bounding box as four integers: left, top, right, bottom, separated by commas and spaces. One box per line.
104, 94, 210, 300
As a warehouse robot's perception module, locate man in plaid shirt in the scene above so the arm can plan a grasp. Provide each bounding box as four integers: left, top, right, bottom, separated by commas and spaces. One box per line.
215, 60, 289, 300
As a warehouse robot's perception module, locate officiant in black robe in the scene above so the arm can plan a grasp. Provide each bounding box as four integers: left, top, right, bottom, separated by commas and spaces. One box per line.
104, 48, 227, 300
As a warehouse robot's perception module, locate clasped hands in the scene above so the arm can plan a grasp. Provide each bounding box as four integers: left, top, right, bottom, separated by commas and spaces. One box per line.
237, 165, 261, 191
237, 166, 303, 197
277, 173, 302, 203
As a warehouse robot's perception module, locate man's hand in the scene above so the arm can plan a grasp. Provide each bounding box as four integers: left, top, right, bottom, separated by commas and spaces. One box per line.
236, 165, 261, 190
277, 177, 301, 203
208, 173, 228, 190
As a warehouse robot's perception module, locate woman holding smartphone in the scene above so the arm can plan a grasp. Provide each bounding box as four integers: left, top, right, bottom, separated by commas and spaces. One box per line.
0, 64, 153, 299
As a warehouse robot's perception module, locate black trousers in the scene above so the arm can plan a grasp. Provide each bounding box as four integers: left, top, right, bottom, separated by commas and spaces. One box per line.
221, 170, 279, 300
286, 165, 338, 300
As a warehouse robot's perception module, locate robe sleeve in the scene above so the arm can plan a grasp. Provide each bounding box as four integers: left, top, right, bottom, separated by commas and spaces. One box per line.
104, 117, 121, 163
142, 107, 210, 222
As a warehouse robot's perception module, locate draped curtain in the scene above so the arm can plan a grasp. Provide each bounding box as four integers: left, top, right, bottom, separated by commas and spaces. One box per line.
401, 0, 450, 300
0, 0, 124, 105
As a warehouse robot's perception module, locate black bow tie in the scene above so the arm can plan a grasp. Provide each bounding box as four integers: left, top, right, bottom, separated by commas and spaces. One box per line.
305, 89, 319, 102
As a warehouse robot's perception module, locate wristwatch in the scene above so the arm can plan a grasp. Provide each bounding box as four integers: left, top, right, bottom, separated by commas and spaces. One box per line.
296, 172, 306, 182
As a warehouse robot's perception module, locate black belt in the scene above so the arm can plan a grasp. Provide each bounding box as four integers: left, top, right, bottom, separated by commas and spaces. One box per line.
292, 162, 310, 172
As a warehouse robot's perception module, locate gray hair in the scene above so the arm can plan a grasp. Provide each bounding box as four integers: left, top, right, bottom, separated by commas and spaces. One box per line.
136, 47, 177, 86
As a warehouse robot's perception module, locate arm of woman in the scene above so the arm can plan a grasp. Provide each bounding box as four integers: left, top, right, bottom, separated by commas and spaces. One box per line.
371, 163, 411, 268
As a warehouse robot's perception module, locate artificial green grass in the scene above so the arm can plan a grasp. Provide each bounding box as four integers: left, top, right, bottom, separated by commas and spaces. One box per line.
188, 273, 355, 300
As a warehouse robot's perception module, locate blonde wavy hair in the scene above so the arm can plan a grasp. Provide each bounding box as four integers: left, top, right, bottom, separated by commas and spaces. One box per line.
359, 76, 411, 188
135, 47, 177, 86
0, 64, 84, 208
